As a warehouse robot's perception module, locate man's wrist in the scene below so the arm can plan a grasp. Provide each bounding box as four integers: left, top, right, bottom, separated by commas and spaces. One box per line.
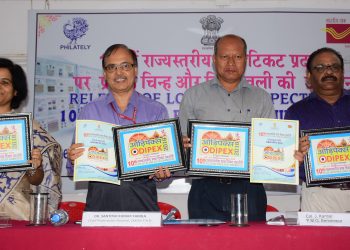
152, 174, 172, 183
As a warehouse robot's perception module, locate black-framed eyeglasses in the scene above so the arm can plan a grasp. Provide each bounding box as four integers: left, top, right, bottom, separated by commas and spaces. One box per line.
104, 62, 135, 73
312, 64, 342, 73
0, 77, 13, 87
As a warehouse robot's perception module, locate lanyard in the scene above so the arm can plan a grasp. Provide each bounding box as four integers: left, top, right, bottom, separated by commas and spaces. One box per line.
110, 103, 137, 124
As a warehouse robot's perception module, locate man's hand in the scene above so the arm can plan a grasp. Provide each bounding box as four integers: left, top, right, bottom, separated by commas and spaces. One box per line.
299, 136, 310, 156
67, 143, 85, 164
182, 136, 191, 149
294, 135, 310, 163
149, 166, 171, 181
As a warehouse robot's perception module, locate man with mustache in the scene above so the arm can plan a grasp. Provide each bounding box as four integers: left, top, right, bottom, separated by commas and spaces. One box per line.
67, 44, 171, 212
285, 47, 350, 212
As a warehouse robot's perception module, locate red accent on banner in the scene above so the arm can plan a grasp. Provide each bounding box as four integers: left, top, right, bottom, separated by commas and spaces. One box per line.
326, 24, 350, 43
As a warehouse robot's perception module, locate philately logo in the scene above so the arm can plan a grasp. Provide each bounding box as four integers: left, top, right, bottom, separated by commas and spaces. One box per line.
60, 17, 91, 50
324, 24, 350, 43
200, 15, 224, 46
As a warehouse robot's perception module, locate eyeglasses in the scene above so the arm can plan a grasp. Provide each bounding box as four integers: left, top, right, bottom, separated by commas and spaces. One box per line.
0, 78, 13, 87
312, 64, 342, 73
104, 62, 135, 73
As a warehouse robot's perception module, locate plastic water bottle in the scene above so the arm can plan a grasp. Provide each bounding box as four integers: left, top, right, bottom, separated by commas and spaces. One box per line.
50, 209, 69, 226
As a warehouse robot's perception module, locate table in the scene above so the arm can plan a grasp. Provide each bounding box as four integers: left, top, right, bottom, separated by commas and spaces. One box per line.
1, 221, 349, 250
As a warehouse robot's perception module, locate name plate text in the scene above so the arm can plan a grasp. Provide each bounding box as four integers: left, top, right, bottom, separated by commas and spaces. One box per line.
298, 212, 350, 227
82, 211, 162, 227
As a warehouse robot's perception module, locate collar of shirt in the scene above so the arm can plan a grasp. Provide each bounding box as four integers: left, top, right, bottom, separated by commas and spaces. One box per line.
308, 89, 350, 103
105, 90, 138, 112
209, 76, 252, 93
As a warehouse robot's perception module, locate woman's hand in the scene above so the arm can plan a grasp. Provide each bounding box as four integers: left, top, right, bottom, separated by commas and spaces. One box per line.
30, 148, 42, 169
26, 148, 44, 185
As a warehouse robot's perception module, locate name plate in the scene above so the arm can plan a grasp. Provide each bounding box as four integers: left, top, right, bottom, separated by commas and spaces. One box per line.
82, 211, 162, 227
298, 212, 350, 227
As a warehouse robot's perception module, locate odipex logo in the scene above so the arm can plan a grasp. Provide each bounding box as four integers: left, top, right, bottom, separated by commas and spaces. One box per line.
323, 23, 350, 44
200, 15, 224, 46
60, 17, 91, 50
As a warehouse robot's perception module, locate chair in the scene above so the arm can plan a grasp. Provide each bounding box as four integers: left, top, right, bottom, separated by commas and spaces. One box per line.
158, 201, 181, 219
59, 201, 86, 222
266, 204, 279, 212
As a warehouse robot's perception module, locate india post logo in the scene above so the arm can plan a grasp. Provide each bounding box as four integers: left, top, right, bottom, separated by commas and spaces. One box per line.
324, 24, 350, 43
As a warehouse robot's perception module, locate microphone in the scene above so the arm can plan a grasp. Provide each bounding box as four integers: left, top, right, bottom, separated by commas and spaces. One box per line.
163, 208, 178, 221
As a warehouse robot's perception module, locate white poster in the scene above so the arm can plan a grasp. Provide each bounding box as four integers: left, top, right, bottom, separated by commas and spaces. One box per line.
27, 10, 350, 176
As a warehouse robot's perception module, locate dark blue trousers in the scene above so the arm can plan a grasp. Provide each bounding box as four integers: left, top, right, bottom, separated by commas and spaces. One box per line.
188, 178, 266, 221
85, 179, 159, 211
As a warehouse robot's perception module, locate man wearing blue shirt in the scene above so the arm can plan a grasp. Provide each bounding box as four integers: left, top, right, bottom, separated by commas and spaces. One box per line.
67, 44, 170, 211
285, 47, 350, 212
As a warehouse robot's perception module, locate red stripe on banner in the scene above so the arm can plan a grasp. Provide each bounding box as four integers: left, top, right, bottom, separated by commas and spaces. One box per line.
326, 24, 350, 43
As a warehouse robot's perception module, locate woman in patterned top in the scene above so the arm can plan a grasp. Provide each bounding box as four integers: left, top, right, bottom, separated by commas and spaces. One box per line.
0, 58, 62, 220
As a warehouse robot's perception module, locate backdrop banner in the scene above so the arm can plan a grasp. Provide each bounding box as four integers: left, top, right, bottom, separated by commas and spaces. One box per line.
27, 10, 350, 176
